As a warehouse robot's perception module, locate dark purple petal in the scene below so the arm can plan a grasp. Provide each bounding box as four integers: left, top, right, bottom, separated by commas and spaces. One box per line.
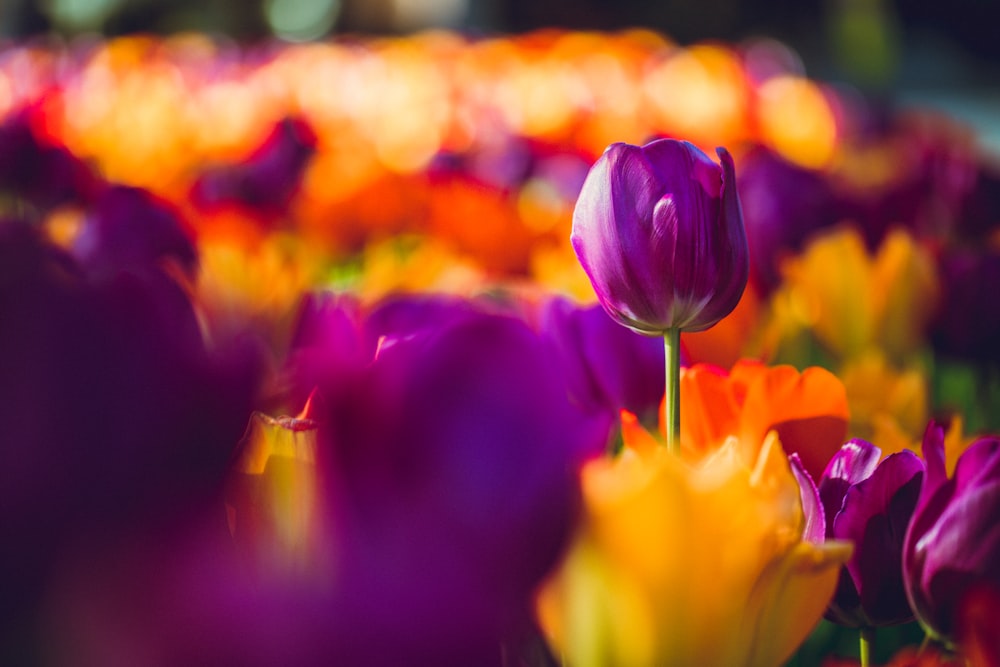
73, 185, 198, 279
190, 116, 317, 224
539, 296, 664, 431
818, 438, 881, 533
834, 451, 924, 626
736, 145, 840, 290
919, 439, 1000, 584
0, 220, 261, 638
932, 249, 1000, 367
310, 310, 603, 661
0, 105, 99, 212
904, 426, 1000, 642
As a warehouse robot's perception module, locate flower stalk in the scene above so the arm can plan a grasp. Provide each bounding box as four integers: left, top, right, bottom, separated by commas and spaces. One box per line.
664, 327, 681, 454
860, 627, 875, 667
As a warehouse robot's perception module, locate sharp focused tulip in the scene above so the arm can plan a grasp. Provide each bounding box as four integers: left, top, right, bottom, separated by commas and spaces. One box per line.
817, 439, 925, 628
538, 427, 851, 667
903, 421, 1000, 645
571, 139, 748, 335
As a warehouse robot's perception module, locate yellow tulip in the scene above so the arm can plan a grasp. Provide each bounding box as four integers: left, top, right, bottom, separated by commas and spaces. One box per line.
538, 430, 851, 667
766, 225, 938, 364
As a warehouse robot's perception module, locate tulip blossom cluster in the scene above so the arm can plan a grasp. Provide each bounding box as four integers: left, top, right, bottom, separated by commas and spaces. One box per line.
1, 28, 1000, 667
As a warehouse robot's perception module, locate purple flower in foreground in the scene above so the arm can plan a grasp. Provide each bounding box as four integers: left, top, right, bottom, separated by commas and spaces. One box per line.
0, 219, 260, 658
815, 439, 925, 628
539, 295, 664, 432
904, 421, 1000, 643
570, 139, 748, 334
45, 307, 602, 666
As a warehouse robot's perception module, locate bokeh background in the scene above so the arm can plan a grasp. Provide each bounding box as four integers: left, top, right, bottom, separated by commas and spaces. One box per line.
3, 0, 999, 153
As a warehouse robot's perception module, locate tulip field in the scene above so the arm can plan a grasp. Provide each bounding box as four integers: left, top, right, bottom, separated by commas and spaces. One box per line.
1, 30, 999, 666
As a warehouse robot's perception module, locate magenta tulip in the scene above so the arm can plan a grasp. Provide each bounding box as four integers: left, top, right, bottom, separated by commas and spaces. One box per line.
903, 422, 1000, 644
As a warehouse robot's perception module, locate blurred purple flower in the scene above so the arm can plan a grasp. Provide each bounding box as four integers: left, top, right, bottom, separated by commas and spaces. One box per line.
538, 295, 664, 434
571, 139, 748, 334
73, 184, 198, 279
190, 116, 317, 224
838, 112, 979, 249
45, 307, 601, 666
816, 439, 925, 628
0, 218, 260, 658
931, 248, 1000, 368
904, 421, 1000, 643
955, 162, 1000, 241
736, 145, 841, 290
0, 105, 99, 213
317, 311, 602, 662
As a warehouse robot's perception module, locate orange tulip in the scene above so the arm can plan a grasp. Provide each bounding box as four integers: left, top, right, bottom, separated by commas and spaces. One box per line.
677, 359, 850, 479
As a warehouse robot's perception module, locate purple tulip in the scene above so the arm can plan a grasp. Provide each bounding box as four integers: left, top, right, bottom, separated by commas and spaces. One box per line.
190, 116, 317, 224
538, 295, 665, 432
73, 184, 198, 280
47, 307, 602, 665
904, 421, 1000, 643
816, 439, 925, 628
736, 145, 841, 291
0, 105, 99, 213
570, 139, 748, 335
294, 303, 608, 661
0, 218, 261, 658
931, 248, 1000, 368
956, 162, 1000, 242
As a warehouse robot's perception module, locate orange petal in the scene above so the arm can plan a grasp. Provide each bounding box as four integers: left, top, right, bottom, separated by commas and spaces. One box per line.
738, 365, 850, 479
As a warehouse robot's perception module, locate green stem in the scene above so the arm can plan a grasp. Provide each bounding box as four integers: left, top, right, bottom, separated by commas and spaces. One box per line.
664, 328, 681, 455
859, 627, 874, 667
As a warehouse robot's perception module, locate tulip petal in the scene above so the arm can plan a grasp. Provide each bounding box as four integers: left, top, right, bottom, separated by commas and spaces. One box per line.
835, 451, 924, 625
819, 439, 882, 531
738, 364, 850, 479
745, 540, 853, 667
790, 453, 826, 544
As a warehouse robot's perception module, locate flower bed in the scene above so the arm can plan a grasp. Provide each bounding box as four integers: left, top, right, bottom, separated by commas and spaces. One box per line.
1, 29, 999, 666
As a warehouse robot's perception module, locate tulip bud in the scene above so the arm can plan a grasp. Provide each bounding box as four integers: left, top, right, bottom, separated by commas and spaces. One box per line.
571, 139, 748, 335
904, 422, 1000, 644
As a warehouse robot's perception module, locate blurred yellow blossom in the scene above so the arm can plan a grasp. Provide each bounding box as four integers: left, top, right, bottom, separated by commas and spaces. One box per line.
764, 225, 939, 364
839, 349, 930, 455
538, 430, 851, 667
